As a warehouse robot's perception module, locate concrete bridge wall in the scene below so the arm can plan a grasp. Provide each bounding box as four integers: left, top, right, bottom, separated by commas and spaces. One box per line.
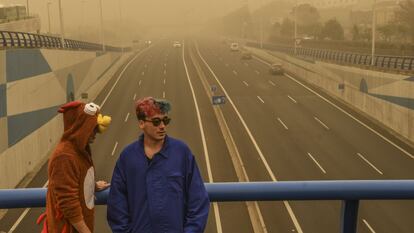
0, 48, 132, 188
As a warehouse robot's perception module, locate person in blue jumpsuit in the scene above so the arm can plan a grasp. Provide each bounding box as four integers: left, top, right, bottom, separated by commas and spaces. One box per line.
107, 97, 210, 233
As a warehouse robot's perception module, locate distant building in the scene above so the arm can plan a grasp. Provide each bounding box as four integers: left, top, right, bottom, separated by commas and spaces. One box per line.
299, 0, 359, 9
299, 0, 402, 11
375, 0, 402, 26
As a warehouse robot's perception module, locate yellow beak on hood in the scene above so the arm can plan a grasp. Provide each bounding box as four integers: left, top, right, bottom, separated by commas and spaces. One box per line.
97, 114, 111, 133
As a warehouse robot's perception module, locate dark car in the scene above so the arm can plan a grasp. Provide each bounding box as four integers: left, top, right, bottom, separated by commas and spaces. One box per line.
269, 63, 284, 75
241, 52, 252, 59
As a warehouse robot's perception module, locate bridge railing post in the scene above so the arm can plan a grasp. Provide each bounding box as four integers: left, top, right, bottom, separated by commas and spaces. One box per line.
340, 200, 359, 233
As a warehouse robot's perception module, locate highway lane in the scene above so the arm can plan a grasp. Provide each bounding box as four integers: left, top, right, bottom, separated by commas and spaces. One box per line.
208, 40, 414, 233
0, 39, 258, 233
192, 37, 414, 233
2, 37, 414, 233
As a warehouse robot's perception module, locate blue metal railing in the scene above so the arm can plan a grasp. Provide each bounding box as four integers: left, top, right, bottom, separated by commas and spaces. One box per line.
1, 180, 414, 233
246, 41, 414, 72
0, 30, 130, 52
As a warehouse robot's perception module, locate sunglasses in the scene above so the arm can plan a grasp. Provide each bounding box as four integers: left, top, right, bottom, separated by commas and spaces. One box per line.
143, 116, 171, 127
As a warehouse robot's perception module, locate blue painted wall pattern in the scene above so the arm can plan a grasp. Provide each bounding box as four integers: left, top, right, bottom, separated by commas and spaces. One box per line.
6, 49, 51, 82
359, 78, 414, 110
0, 84, 6, 118
7, 105, 59, 146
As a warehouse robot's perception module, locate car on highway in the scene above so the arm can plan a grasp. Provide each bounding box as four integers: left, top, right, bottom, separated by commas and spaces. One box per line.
230, 42, 239, 51
144, 40, 152, 46
173, 41, 182, 48
241, 51, 252, 60
269, 63, 284, 75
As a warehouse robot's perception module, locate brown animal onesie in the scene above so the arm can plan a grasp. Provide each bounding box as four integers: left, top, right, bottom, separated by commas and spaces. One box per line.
39, 101, 100, 233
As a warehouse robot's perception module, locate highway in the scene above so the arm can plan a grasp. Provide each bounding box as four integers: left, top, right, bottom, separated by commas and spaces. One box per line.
1, 37, 414, 233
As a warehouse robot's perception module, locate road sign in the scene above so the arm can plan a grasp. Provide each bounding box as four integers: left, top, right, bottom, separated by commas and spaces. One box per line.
212, 96, 226, 105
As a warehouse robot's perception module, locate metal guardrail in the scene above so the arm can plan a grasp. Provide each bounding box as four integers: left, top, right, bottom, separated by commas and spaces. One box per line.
1, 180, 414, 233
0, 30, 129, 52
246, 42, 414, 72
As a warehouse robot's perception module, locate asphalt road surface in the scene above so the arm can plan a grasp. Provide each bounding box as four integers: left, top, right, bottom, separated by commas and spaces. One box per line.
1, 37, 413, 233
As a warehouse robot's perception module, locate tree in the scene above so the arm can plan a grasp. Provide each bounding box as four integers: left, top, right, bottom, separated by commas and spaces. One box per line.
292, 3, 320, 27
378, 24, 397, 42
280, 18, 294, 38
351, 25, 361, 41
320, 19, 344, 40
289, 3, 321, 38
269, 22, 282, 38
398, 0, 414, 41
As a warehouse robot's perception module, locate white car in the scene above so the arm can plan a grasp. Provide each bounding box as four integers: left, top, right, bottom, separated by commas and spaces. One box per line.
173, 41, 182, 48
230, 43, 239, 51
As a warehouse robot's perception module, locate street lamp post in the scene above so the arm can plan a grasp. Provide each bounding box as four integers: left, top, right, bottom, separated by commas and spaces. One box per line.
99, 0, 106, 52
47, 2, 52, 34
80, 0, 85, 40
258, 0, 263, 48
119, 0, 123, 53
58, 0, 65, 48
26, 0, 29, 16
371, 0, 377, 66
294, 0, 298, 55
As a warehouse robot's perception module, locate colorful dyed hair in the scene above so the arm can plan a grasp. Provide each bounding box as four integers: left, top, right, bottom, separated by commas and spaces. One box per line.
135, 97, 171, 120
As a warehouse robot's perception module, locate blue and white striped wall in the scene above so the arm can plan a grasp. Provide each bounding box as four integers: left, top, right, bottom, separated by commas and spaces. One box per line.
0, 48, 131, 188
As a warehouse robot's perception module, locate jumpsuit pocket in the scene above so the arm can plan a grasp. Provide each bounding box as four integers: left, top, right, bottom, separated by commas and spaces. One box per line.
167, 174, 184, 194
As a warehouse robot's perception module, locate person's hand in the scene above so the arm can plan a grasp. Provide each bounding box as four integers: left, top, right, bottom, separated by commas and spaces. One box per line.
95, 180, 110, 191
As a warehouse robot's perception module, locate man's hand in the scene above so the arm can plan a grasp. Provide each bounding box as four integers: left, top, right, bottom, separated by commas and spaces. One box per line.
95, 180, 110, 191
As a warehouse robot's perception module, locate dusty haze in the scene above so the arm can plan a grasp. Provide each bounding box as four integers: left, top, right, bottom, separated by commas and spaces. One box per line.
0, 0, 273, 44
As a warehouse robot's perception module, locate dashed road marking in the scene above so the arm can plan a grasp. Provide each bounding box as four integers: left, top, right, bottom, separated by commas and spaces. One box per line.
277, 118, 288, 130
314, 117, 329, 130
307, 153, 326, 174
357, 153, 383, 175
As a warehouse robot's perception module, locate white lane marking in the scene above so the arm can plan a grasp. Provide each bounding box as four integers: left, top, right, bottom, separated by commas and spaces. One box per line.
164, 70, 167, 75
357, 153, 383, 175
255, 70, 260, 75
314, 117, 330, 130
286, 72, 414, 159
277, 118, 289, 130
164, 63, 167, 67
287, 95, 297, 104
163, 79, 166, 85
163, 91, 165, 98
111, 142, 119, 156
253, 55, 272, 66
196, 42, 304, 233
101, 47, 149, 107
233, 70, 238, 75
138, 80, 142, 86
268, 80, 276, 86
133, 93, 137, 100
244, 63, 249, 66
257, 96, 265, 104
243, 81, 249, 87
254, 56, 414, 160
124, 112, 130, 122
183, 42, 223, 233
141, 71, 144, 76
363, 219, 377, 233
307, 153, 327, 174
